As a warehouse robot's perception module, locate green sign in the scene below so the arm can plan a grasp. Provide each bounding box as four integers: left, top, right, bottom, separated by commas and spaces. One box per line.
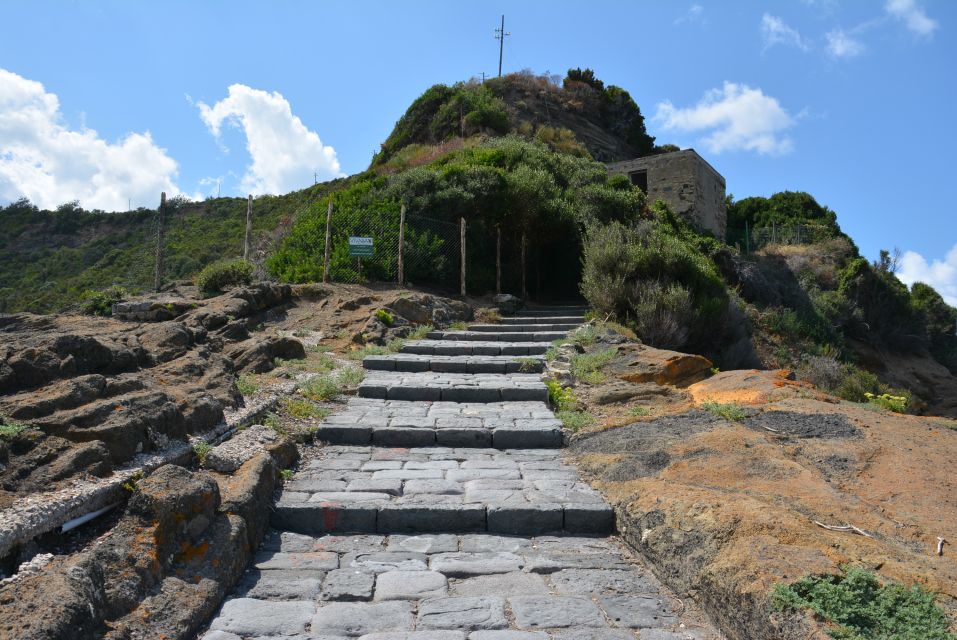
348, 236, 373, 257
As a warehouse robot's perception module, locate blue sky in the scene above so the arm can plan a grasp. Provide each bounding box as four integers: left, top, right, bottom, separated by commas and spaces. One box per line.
1, 0, 955, 301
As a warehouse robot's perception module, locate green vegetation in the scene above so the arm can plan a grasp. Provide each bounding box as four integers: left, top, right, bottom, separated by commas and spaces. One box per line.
545, 379, 576, 412
556, 409, 595, 431
262, 412, 282, 431
279, 469, 295, 482
299, 376, 341, 402
235, 374, 259, 397
0, 416, 28, 438
628, 406, 650, 417
700, 401, 747, 422
337, 366, 365, 387
192, 441, 213, 463
772, 567, 956, 640
408, 324, 434, 340
581, 210, 728, 351
728, 191, 841, 236
282, 398, 330, 420
516, 358, 540, 373
197, 258, 253, 296
570, 347, 617, 384
475, 307, 502, 324
865, 392, 908, 413
569, 324, 599, 348
448, 321, 469, 331
80, 285, 129, 316
375, 309, 395, 326
348, 345, 390, 360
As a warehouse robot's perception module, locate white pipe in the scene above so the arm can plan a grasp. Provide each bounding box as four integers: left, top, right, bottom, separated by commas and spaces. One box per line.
60, 502, 120, 534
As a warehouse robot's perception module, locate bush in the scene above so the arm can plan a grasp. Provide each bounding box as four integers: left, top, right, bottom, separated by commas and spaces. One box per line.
236, 374, 259, 396
772, 567, 955, 640
701, 401, 747, 422
196, 258, 253, 295
80, 285, 128, 316
580, 218, 728, 350
556, 410, 595, 431
192, 442, 212, 462
865, 392, 908, 413
375, 309, 395, 326
545, 379, 576, 411
0, 415, 28, 438
570, 347, 617, 384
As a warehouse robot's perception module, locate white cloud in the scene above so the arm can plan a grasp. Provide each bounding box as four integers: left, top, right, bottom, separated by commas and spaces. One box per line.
654, 82, 796, 155
898, 244, 957, 306
198, 84, 341, 195
675, 4, 705, 25
0, 68, 182, 211
761, 14, 810, 51
885, 0, 938, 37
826, 29, 866, 58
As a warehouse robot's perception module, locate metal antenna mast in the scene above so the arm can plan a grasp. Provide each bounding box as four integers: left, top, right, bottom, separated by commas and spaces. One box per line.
494, 15, 510, 77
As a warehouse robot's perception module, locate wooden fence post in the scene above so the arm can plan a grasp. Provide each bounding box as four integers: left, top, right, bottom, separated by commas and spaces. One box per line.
397, 204, 406, 285
243, 194, 253, 260
520, 231, 527, 300
496, 225, 502, 295
460, 217, 467, 297
322, 202, 333, 283
154, 192, 166, 292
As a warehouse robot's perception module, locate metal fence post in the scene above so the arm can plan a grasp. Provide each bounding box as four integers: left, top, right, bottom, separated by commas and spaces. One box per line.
496, 224, 502, 295
243, 194, 253, 260
154, 192, 166, 292
397, 204, 406, 285
744, 220, 750, 254
460, 217, 466, 296
521, 231, 527, 300
322, 202, 332, 283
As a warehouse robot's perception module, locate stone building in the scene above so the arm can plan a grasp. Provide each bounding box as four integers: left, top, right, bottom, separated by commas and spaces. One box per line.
606, 149, 727, 239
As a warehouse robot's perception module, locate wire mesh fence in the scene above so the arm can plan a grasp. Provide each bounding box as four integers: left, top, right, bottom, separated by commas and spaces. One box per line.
726, 224, 835, 254
325, 206, 400, 284
404, 214, 461, 290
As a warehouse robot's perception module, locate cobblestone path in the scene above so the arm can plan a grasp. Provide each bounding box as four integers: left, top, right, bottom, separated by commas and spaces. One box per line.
203, 309, 722, 640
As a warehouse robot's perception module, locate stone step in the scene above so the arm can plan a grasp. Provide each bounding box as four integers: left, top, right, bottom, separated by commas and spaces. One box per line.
363, 353, 544, 374
499, 315, 584, 325
515, 307, 587, 317
427, 330, 568, 343
205, 532, 706, 639
401, 340, 551, 356
467, 323, 580, 333
272, 446, 613, 536
358, 372, 547, 403
313, 398, 562, 448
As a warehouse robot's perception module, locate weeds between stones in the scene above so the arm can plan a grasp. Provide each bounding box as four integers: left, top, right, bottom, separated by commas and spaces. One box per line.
700, 400, 747, 422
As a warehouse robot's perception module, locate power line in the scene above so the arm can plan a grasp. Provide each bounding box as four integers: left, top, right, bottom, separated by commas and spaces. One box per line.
494, 15, 510, 77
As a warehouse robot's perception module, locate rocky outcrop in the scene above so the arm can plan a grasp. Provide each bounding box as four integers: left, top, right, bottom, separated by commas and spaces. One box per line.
607, 343, 713, 387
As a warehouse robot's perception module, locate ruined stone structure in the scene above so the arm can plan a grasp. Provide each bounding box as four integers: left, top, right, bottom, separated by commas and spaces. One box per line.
607, 149, 727, 239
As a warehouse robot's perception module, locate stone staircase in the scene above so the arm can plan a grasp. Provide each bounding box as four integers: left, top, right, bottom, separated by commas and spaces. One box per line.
203, 307, 721, 640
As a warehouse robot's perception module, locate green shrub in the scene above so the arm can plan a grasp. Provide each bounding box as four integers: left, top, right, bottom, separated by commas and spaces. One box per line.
282, 398, 330, 419
236, 374, 259, 396
348, 345, 389, 360
196, 258, 253, 296
337, 366, 365, 387
407, 324, 434, 340
865, 392, 908, 413
279, 468, 295, 482
835, 366, 884, 403
570, 347, 617, 384
629, 406, 649, 417
545, 379, 576, 411
580, 218, 728, 351
772, 567, 955, 640
516, 358, 540, 372
701, 401, 747, 422
192, 441, 213, 462
375, 309, 395, 326
0, 415, 28, 438
262, 412, 282, 430
299, 375, 341, 401
80, 285, 129, 316
557, 410, 595, 431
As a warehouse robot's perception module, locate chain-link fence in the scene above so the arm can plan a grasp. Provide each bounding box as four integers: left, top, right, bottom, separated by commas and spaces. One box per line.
726, 224, 835, 254
404, 214, 461, 290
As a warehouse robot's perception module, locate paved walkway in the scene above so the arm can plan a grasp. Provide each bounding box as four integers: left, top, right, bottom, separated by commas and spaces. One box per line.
203, 309, 721, 640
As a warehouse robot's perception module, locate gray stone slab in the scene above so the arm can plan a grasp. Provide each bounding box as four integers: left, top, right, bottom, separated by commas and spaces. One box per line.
417, 596, 508, 631
549, 569, 660, 596
524, 553, 631, 574
429, 552, 524, 577
509, 596, 606, 629
254, 550, 339, 571
343, 551, 429, 573
458, 535, 532, 553
492, 428, 561, 449
548, 631, 635, 640
468, 632, 549, 640
374, 570, 448, 601
598, 595, 677, 628
450, 572, 548, 597
312, 601, 413, 636
272, 503, 378, 535
404, 479, 464, 495
387, 534, 460, 553
321, 568, 376, 601
239, 569, 324, 600
564, 504, 615, 534
315, 424, 375, 445
377, 505, 486, 533
309, 492, 393, 503
359, 633, 465, 640
209, 598, 315, 636
437, 428, 493, 448
486, 504, 563, 535
346, 478, 404, 495
373, 427, 437, 447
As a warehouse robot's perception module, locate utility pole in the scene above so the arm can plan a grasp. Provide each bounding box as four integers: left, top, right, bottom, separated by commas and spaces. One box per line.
480, 72, 487, 84
494, 15, 510, 77
314, 171, 318, 185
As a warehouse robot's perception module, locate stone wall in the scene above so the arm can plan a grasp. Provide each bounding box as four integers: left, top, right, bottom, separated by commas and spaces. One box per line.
606, 149, 727, 239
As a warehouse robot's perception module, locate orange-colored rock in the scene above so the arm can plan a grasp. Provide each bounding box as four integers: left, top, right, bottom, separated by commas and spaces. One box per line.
608, 343, 713, 387
687, 368, 824, 406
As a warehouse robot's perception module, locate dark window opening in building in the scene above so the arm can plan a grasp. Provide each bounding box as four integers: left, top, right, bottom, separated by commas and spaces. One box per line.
629, 170, 648, 193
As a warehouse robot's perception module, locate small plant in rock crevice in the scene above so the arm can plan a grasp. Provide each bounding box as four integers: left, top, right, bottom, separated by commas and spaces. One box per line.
236, 374, 259, 396
279, 469, 295, 482
701, 400, 747, 422
545, 379, 576, 412
192, 441, 213, 462
628, 406, 650, 417
516, 358, 540, 373
0, 416, 28, 438
570, 347, 617, 384
375, 309, 395, 326
557, 409, 595, 431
